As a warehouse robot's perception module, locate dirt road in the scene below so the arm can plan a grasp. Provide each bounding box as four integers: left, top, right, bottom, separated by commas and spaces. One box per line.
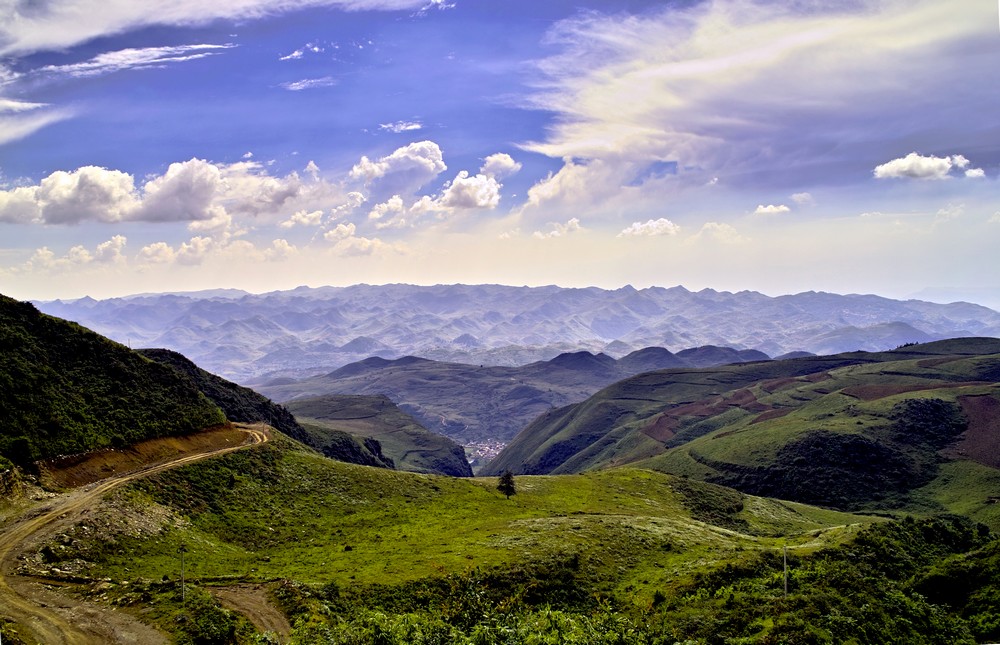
0, 424, 269, 645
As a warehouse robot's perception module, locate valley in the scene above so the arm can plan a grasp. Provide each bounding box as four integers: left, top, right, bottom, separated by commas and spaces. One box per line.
3, 292, 1000, 644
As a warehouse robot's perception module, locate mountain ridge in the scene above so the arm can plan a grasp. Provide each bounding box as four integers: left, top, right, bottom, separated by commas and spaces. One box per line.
33, 283, 1000, 382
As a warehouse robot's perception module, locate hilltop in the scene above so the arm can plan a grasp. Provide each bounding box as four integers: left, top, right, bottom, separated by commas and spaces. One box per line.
34, 284, 1000, 382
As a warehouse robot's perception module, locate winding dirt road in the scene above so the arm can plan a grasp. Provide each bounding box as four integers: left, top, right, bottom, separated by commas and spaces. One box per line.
0, 424, 269, 645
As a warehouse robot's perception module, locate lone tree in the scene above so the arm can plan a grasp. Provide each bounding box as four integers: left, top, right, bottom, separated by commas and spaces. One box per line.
497, 469, 516, 499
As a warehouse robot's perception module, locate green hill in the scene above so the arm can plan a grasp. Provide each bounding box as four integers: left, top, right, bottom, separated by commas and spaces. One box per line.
286, 394, 473, 477
0, 295, 225, 469
484, 338, 1000, 525
24, 434, 1000, 644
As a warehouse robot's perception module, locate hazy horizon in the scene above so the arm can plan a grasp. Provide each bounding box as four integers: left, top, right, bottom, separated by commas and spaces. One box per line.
2, 1, 998, 305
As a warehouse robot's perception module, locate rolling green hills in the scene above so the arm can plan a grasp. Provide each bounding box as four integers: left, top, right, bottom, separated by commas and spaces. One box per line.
484, 338, 1000, 526
24, 433, 1000, 644
254, 346, 768, 449
285, 394, 473, 477
0, 294, 225, 469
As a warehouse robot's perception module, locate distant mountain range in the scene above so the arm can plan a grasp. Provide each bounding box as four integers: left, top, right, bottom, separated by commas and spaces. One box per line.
34, 284, 1000, 383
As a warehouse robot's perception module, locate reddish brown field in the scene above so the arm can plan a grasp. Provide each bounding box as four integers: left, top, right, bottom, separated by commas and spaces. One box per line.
842, 382, 988, 402
948, 395, 1000, 469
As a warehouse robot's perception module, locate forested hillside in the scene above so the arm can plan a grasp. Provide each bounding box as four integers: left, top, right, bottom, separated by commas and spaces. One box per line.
0, 295, 225, 469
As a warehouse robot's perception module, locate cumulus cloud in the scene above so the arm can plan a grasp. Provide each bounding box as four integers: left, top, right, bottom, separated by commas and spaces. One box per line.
264, 238, 297, 261
350, 141, 447, 195
618, 218, 680, 237
137, 159, 221, 222
481, 153, 522, 179
965, 168, 986, 179
0, 157, 325, 230
19, 235, 128, 272
437, 171, 501, 210
280, 42, 323, 61
696, 222, 747, 244
280, 209, 324, 228
37, 44, 234, 78
790, 192, 814, 205
533, 217, 583, 239
94, 235, 127, 263
367, 196, 407, 227
138, 242, 175, 264
324, 222, 357, 241
873, 153, 983, 180
753, 204, 790, 215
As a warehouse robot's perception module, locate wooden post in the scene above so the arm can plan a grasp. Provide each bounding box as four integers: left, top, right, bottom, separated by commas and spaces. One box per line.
783, 545, 788, 597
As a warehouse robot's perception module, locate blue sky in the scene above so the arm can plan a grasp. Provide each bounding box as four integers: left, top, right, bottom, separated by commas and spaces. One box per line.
1, 0, 999, 307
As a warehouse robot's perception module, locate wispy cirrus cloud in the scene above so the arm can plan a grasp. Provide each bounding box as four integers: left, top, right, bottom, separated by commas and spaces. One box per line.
281, 76, 338, 91
0, 0, 441, 57
0, 99, 73, 145
36, 44, 235, 79
379, 120, 423, 133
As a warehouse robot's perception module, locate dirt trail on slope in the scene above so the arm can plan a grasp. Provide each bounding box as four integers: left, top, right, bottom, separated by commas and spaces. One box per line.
0, 423, 270, 645
210, 584, 292, 642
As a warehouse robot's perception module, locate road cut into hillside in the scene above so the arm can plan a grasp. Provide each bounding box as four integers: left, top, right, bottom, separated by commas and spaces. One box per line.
0, 423, 269, 645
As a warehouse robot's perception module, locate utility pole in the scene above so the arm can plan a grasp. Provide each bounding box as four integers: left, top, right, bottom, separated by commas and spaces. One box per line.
179, 544, 188, 606
783, 545, 788, 598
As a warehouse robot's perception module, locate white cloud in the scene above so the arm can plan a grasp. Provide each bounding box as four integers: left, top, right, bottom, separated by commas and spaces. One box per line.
989, 212, 1000, 224
332, 235, 391, 256
965, 168, 986, 179
0, 157, 338, 230
790, 192, 814, 205
618, 218, 681, 237
519, 1, 996, 209
242, 151, 254, 159
280, 209, 324, 228
480, 153, 522, 179
37, 44, 234, 78
331, 191, 366, 217
437, 171, 501, 210
138, 242, 175, 264
281, 76, 337, 91
176, 236, 214, 265
137, 159, 221, 222
0, 104, 73, 147
94, 235, 127, 263
324, 222, 357, 241
533, 217, 583, 239
34, 166, 139, 224
367, 195, 406, 223
753, 204, 790, 215
350, 141, 447, 195
873, 153, 974, 180
0, 1, 434, 57
379, 121, 423, 133
264, 238, 297, 261
695, 222, 747, 244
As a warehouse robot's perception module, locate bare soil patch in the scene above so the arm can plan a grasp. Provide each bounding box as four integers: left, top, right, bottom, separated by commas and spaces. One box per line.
210, 583, 292, 642
38, 425, 250, 489
948, 395, 1000, 469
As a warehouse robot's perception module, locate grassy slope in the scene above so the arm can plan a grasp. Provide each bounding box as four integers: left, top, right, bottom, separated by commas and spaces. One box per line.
286, 394, 473, 477
36, 436, 1000, 644
60, 436, 867, 601
0, 295, 225, 467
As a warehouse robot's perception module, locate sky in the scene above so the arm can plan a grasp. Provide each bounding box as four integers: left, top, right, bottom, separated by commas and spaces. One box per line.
1, 0, 999, 307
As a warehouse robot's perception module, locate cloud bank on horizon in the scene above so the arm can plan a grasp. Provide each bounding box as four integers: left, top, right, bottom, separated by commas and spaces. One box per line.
0, 0, 998, 305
